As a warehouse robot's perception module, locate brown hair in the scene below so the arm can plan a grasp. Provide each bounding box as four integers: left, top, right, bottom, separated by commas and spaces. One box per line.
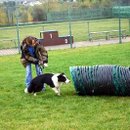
21, 36, 38, 46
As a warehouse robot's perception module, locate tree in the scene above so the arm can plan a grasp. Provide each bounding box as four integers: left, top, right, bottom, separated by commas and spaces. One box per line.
3, 1, 16, 25
32, 6, 47, 21
0, 7, 8, 25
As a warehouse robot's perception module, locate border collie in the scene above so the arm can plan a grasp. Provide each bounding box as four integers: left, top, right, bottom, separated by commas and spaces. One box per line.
24, 73, 70, 96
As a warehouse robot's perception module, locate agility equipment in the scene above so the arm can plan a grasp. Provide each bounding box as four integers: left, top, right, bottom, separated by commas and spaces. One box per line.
69, 65, 130, 96
39, 30, 73, 46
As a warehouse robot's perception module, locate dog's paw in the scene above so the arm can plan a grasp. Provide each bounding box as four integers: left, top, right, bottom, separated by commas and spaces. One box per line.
57, 93, 61, 96
24, 88, 28, 93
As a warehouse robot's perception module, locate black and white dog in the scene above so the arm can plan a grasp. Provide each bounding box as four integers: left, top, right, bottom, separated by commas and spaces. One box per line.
24, 73, 70, 96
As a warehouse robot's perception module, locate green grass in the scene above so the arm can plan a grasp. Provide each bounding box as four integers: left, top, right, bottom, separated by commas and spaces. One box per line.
0, 18, 129, 49
0, 43, 130, 130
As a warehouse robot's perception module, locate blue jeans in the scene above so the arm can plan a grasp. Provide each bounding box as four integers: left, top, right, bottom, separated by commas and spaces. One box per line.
25, 63, 43, 88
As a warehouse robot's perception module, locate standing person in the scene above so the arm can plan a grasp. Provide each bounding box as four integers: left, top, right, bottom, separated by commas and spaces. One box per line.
20, 36, 48, 90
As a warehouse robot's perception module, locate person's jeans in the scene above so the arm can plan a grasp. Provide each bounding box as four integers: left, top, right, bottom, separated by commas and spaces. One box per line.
25, 63, 43, 88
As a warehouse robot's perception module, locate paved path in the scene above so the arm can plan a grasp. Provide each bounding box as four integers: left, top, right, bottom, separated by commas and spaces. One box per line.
46, 37, 130, 50
0, 37, 130, 56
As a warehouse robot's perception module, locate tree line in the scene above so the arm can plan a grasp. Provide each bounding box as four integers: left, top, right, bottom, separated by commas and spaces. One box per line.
0, 0, 129, 26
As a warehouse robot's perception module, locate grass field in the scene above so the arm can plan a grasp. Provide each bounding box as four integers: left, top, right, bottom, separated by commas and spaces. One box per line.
0, 43, 130, 130
0, 18, 129, 49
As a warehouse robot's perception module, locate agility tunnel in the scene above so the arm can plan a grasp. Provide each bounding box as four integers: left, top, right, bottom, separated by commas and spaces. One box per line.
69, 65, 130, 96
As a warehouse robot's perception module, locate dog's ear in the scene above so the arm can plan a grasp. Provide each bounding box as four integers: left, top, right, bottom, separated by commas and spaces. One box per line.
60, 73, 65, 75
57, 73, 64, 78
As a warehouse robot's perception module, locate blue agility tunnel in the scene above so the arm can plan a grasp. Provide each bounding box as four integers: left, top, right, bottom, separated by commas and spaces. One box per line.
69, 65, 130, 96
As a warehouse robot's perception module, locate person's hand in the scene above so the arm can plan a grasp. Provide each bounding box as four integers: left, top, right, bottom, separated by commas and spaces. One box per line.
38, 60, 43, 65
43, 63, 48, 67
38, 60, 48, 68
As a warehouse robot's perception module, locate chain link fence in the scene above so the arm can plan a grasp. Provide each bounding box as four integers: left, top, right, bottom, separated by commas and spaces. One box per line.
0, 0, 130, 56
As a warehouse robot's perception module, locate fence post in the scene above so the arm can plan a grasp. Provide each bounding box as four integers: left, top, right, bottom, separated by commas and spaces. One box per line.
118, 6, 122, 44
87, 21, 90, 41
119, 17, 122, 44
16, 4, 20, 53
68, 1, 72, 48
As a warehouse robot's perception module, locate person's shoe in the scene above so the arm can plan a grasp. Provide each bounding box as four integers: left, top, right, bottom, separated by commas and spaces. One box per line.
42, 86, 46, 92
24, 88, 28, 93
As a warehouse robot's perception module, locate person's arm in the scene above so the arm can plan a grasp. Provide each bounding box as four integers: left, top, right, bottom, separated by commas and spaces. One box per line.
35, 45, 48, 65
